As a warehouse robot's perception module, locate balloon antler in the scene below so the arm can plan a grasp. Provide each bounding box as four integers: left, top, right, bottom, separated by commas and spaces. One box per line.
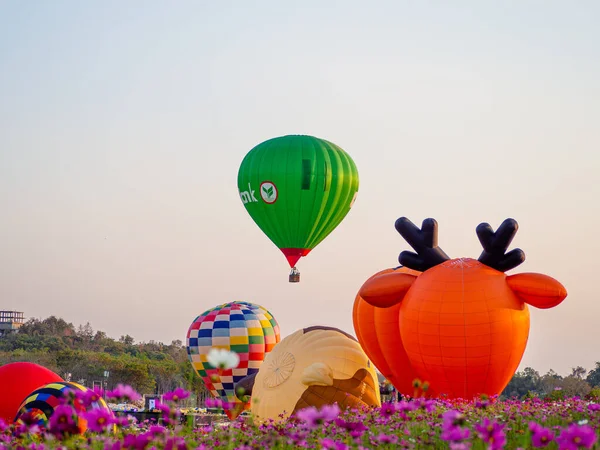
395, 217, 450, 271
476, 218, 525, 272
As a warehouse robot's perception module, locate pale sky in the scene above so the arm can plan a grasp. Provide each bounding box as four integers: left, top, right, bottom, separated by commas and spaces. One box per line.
1, 1, 599, 377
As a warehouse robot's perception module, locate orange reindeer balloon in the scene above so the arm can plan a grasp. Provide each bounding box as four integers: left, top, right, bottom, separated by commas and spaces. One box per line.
353, 267, 423, 397
355, 217, 567, 400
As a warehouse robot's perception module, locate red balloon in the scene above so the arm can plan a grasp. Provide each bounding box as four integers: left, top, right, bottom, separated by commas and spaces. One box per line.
0, 362, 63, 423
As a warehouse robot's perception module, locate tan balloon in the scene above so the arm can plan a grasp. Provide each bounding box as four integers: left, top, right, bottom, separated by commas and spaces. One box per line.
235, 326, 381, 423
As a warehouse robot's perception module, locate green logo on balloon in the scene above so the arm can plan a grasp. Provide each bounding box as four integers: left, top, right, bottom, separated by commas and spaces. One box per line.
260, 182, 278, 204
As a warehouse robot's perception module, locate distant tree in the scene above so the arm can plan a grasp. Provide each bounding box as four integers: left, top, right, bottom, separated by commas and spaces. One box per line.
77, 323, 94, 340
119, 335, 135, 346
502, 367, 541, 398
571, 366, 587, 380
586, 362, 600, 387
559, 376, 591, 398
18, 316, 75, 337
540, 369, 563, 395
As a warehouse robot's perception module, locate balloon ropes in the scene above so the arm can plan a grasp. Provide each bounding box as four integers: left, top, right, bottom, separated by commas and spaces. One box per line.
237, 135, 359, 282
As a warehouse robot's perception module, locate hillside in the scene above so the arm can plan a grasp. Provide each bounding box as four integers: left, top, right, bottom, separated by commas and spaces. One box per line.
0, 316, 207, 403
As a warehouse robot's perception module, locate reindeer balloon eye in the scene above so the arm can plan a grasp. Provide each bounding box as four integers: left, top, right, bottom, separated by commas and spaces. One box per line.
354, 217, 567, 401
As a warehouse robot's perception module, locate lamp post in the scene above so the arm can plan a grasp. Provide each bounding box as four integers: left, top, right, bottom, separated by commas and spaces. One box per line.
103, 370, 110, 398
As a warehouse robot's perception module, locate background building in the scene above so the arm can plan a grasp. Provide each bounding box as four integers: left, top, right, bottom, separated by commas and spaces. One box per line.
0, 311, 25, 337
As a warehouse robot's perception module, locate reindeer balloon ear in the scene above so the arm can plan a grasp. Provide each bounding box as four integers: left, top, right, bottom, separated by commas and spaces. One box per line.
507, 273, 568, 309
476, 218, 567, 308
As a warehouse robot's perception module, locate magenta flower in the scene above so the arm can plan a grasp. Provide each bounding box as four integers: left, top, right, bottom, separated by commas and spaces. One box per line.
47, 404, 79, 437
474, 417, 506, 450
205, 398, 235, 410
334, 418, 369, 437
83, 407, 114, 433
321, 438, 349, 450
105, 384, 142, 402
296, 404, 340, 428
28, 444, 46, 450
163, 387, 190, 402
556, 424, 597, 449
146, 425, 166, 438
379, 402, 396, 418
79, 387, 104, 408
375, 432, 399, 444
395, 400, 416, 414
441, 410, 471, 443
529, 421, 554, 448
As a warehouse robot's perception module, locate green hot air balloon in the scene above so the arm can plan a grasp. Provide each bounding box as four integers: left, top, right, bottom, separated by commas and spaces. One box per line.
238, 135, 359, 282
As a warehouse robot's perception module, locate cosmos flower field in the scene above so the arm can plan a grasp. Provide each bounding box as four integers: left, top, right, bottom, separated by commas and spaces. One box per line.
4, 383, 600, 450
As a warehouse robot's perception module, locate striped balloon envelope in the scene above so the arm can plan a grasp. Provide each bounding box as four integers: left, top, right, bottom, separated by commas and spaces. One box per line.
237, 135, 359, 282
14, 381, 111, 433
186, 301, 280, 419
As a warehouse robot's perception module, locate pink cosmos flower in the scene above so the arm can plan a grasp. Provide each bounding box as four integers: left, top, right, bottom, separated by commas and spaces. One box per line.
149, 424, 167, 436
375, 433, 399, 444
556, 424, 597, 449
395, 400, 416, 414
441, 410, 471, 443
296, 404, 340, 429
320, 438, 349, 450
28, 444, 46, 450
48, 404, 79, 437
163, 388, 190, 403
528, 421, 554, 448
334, 418, 368, 437
379, 402, 396, 418
83, 407, 114, 433
79, 387, 104, 408
105, 384, 142, 402
474, 417, 506, 450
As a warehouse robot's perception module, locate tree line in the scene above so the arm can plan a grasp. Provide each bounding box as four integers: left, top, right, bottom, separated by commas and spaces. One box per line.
0, 316, 208, 405
502, 365, 600, 400
3, 315, 598, 404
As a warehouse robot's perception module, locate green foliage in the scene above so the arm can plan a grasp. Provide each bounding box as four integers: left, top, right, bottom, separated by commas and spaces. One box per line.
586, 361, 600, 387
502, 365, 593, 400
0, 316, 207, 403
588, 387, 600, 401
546, 387, 566, 401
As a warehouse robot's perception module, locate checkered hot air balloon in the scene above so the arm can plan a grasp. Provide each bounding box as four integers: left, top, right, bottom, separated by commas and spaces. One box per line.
186, 301, 280, 419
13, 381, 112, 434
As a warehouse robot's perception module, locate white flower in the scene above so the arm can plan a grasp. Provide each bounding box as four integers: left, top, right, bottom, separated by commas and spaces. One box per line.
207, 348, 240, 370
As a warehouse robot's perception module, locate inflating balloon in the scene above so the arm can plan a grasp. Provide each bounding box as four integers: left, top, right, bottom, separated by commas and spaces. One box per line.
356, 217, 568, 400
14, 381, 112, 433
0, 362, 63, 423
186, 301, 280, 420
238, 135, 359, 282
353, 266, 421, 397
234, 325, 380, 423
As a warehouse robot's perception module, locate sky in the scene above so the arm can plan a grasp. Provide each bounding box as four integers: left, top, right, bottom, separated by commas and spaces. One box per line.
1, 0, 599, 377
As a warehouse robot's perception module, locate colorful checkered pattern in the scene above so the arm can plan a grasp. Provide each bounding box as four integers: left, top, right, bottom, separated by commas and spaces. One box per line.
14, 381, 109, 426
186, 301, 280, 405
